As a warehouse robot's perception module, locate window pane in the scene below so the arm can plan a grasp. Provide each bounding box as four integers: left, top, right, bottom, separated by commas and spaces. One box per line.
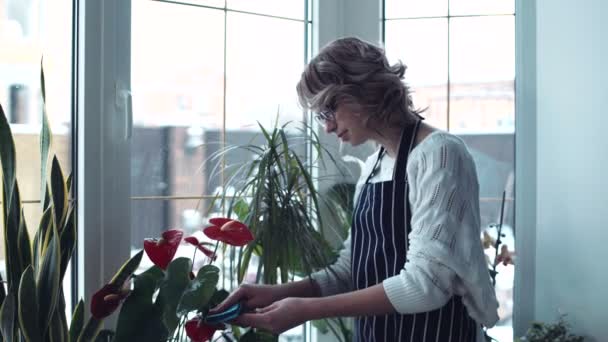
131, 0, 225, 201
450, 0, 514, 16
173, 0, 225, 8
449, 16, 514, 134
385, 18, 448, 130
227, 0, 305, 20
385, 0, 447, 19
0, 0, 73, 314
225, 12, 305, 133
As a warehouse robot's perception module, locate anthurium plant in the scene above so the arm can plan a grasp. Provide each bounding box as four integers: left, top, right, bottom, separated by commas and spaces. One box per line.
82, 217, 269, 342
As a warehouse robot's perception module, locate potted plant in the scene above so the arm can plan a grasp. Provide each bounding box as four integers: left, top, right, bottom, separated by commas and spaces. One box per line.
0, 71, 79, 341
215, 121, 352, 341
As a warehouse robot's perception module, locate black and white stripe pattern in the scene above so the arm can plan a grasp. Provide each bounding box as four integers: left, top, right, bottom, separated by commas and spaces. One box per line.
351, 120, 477, 341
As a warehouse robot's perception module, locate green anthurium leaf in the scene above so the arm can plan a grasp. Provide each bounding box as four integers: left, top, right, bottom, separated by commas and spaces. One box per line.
239, 329, 278, 342
156, 257, 192, 333
18, 266, 41, 342
18, 208, 32, 273
36, 226, 60, 337
59, 207, 76, 281
76, 317, 102, 342
109, 250, 144, 287
208, 289, 230, 309
0, 288, 16, 342
50, 156, 67, 230
177, 265, 219, 315
113, 266, 169, 342
5, 182, 23, 286
0, 102, 17, 218
69, 299, 84, 342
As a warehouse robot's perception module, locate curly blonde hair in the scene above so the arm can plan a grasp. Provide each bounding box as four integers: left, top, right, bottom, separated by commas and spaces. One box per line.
296, 37, 424, 127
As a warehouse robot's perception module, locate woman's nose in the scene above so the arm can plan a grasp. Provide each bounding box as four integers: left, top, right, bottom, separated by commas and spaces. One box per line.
324, 119, 337, 134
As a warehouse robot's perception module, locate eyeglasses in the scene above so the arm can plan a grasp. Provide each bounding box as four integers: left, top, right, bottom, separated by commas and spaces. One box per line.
314, 108, 336, 124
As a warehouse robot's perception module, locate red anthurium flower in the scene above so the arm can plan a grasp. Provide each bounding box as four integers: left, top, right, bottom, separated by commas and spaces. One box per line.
184, 236, 217, 261
144, 229, 184, 270
91, 282, 130, 319
203, 218, 254, 247
185, 317, 224, 342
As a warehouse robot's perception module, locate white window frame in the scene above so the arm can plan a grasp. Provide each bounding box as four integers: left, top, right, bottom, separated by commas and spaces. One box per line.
77, 0, 132, 327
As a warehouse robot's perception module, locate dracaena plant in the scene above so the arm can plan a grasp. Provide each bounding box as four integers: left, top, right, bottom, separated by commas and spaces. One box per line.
211, 121, 353, 342
83, 217, 263, 342
1, 68, 73, 341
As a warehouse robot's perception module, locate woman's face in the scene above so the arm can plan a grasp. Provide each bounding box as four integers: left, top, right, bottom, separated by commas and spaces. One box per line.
321, 104, 374, 146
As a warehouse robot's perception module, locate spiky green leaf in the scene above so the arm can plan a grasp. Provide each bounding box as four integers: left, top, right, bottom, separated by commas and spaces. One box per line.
69, 300, 84, 342
36, 226, 60, 336
0, 287, 17, 342
0, 103, 16, 217
40, 62, 52, 212
18, 209, 32, 273
18, 266, 41, 342
109, 250, 143, 287
50, 156, 67, 230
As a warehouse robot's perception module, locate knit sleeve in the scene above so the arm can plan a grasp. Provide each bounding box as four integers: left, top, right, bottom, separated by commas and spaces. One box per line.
382, 135, 499, 327
310, 234, 353, 296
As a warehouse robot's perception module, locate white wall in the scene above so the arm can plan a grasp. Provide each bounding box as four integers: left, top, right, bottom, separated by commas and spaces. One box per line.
517, 0, 608, 340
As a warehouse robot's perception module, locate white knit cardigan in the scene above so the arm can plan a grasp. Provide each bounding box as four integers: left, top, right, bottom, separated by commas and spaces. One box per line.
311, 131, 500, 331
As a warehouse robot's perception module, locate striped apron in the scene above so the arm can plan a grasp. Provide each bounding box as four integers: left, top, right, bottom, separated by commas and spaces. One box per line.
351, 120, 477, 341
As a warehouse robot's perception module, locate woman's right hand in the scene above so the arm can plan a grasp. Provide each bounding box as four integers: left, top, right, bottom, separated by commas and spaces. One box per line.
209, 284, 285, 314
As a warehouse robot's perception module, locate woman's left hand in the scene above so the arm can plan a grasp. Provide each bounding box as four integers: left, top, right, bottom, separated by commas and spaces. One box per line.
231, 297, 309, 335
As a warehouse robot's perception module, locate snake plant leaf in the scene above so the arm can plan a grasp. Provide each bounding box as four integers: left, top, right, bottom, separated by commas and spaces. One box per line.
50, 156, 67, 230
18, 266, 41, 342
0, 103, 16, 215
177, 264, 219, 315
18, 209, 32, 274
69, 300, 84, 342
36, 226, 60, 337
48, 307, 66, 342
33, 206, 53, 270
0, 288, 16, 342
66, 173, 73, 195
4, 181, 23, 286
40, 62, 52, 212
59, 207, 76, 281
76, 317, 102, 342
113, 266, 168, 342
52, 291, 69, 342
109, 250, 144, 287
157, 257, 192, 333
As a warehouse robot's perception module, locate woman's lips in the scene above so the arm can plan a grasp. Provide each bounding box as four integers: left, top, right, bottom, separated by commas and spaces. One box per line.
338, 130, 347, 139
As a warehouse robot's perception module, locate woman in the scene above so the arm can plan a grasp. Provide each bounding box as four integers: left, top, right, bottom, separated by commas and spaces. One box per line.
212, 37, 499, 341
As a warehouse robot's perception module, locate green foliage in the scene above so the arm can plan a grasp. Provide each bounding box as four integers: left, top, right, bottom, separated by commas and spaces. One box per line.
0, 68, 79, 341
218, 121, 352, 341
516, 316, 584, 342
